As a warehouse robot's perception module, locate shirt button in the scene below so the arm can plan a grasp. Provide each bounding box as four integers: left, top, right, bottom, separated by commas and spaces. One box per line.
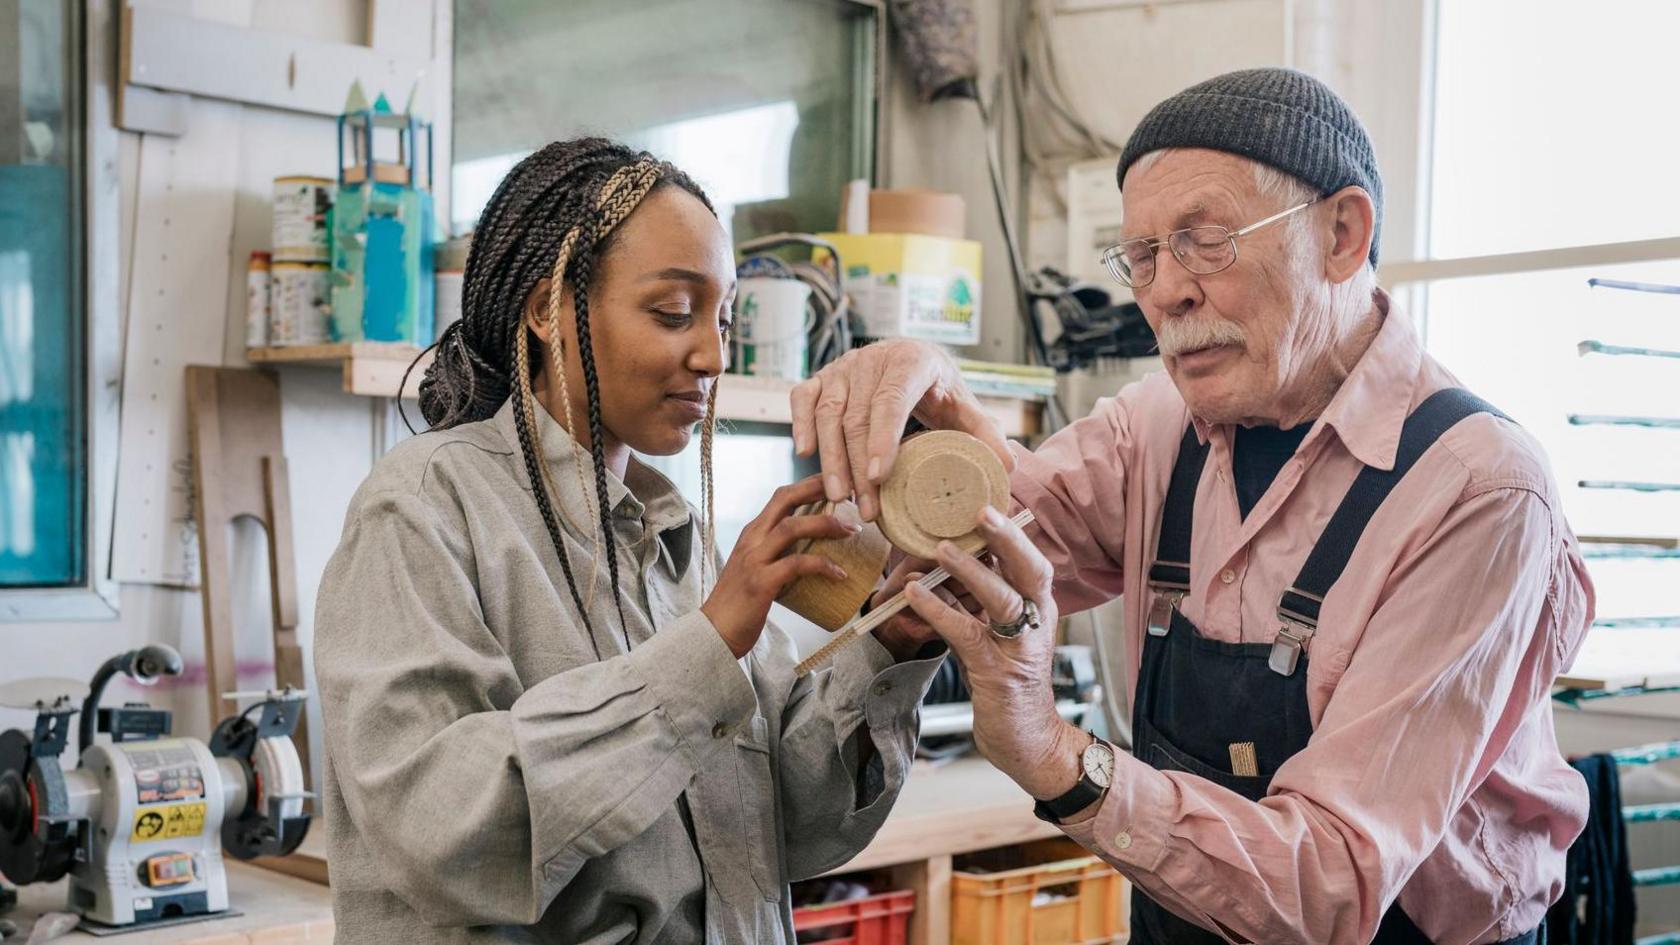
711, 722, 729, 739
1114, 831, 1133, 851
873, 682, 893, 696
1220, 569, 1236, 585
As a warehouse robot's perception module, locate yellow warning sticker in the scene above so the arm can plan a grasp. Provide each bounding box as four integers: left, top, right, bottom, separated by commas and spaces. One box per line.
130, 802, 207, 843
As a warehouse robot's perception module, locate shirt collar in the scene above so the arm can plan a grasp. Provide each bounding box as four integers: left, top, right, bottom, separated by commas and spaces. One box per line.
1187, 289, 1422, 472
492, 399, 696, 578
1312, 290, 1422, 471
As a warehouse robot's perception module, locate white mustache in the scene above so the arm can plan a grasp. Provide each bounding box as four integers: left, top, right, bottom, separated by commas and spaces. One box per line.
1155, 318, 1246, 357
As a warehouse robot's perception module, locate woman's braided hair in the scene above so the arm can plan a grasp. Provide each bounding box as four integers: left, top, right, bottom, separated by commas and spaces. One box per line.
413, 137, 722, 655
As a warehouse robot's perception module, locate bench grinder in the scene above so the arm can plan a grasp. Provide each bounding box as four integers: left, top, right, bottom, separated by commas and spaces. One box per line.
0, 645, 311, 928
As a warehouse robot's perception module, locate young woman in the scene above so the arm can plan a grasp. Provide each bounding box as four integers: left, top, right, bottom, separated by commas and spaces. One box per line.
313, 139, 945, 944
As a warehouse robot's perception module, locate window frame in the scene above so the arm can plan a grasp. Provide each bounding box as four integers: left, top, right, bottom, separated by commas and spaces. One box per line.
2, 0, 121, 620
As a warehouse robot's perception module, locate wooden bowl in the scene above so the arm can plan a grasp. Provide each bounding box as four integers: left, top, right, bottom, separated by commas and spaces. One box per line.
877, 430, 1010, 560
775, 499, 892, 632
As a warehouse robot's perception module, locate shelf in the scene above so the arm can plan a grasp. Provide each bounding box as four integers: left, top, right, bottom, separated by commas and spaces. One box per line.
716, 374, 1044, 439
246, 348, 1046, 439
247, 342, 430, 398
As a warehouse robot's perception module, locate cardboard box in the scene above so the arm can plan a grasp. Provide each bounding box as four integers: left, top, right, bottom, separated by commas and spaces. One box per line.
868, 189, 966, 239
817, 232, 982, 345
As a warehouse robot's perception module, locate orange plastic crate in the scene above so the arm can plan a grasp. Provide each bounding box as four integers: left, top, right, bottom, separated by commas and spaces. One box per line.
952, 840, 1129, 945
792, 889, 916, 945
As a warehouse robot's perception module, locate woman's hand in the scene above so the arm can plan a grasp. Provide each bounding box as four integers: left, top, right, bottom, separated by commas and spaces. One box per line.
702, 476, 860, 658
869, 554, 979, 662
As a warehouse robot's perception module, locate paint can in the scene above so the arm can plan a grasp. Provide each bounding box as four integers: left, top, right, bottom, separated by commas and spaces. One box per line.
271, 176, 332, 263
268, 262, 331, 345
244, 251, 272, 349
733, 276, 810, 381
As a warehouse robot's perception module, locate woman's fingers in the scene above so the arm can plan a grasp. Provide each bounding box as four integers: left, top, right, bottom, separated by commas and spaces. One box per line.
763, 554, 847, 592
762, 513, 860, 558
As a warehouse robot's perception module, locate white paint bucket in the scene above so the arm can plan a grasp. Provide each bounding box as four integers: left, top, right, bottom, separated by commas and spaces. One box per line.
733, 277, 810, 381
269, 262, 331, 345
272, 176, 332, 263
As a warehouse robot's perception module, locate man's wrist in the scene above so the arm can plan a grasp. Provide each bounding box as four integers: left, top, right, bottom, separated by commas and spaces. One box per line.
1021, 723, 1094, 801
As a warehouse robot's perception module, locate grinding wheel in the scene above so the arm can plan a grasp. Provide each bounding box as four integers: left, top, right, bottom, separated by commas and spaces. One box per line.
877, 430, 1010, 560
776, 500, 892, 632
0, 730, 75, 885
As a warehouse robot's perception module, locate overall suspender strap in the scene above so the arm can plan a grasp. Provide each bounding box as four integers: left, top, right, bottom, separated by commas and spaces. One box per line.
1148, 423, 1209, 592
1145, 424, 1209, 637
1270, 388, 1510, 674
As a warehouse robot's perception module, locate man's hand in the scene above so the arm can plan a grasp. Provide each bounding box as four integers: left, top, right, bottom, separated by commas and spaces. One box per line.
869, 553, 981, 662
901, 507, 1087, 800
790, 339, 1013, 522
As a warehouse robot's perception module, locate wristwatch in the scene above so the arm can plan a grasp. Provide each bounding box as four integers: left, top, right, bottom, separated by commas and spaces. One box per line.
1033, 737, 1115, 824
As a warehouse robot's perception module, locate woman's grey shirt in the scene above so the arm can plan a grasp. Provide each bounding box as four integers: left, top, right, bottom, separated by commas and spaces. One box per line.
314, 400, 943, 944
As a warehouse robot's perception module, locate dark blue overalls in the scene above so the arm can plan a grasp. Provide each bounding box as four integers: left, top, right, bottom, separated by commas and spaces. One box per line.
1129, 389, 1544, 945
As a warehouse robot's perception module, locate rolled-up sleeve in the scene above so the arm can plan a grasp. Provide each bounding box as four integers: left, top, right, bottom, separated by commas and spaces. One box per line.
1057, 486, 1580, 943
315, 492, 755, 926
755, 627, 944, 880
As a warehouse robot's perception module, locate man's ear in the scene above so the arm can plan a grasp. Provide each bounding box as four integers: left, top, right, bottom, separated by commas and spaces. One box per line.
1323, 185, 1375, 284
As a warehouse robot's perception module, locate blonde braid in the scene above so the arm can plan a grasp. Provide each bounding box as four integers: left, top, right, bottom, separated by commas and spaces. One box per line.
699, 379, 720, 591
521, 158, 667, 617
541, 227, 604, 610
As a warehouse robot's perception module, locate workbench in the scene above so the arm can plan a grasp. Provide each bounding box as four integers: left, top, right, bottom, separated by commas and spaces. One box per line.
5, 757, 1070, 944
9, 863, 332, 944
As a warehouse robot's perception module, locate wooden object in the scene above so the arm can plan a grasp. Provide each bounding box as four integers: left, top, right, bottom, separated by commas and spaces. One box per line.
247, 342, 429, 399
185, 367, 311, 783
794, 510, 1036, 677
121, 4, 430, 125
1557, 627, 1680, 692
878, 430, 1011, 561
776, 500, 891, 631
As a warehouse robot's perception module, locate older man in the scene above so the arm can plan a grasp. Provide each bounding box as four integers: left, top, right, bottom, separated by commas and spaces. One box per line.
796, 69, 1593, 944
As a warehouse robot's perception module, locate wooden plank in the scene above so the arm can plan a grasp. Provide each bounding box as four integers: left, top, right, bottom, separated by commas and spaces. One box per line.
123, 5, 430, 119
1380, 236, 1680, 286
186, 368, 316, 787
111, 99, 243, 585
252, 829, 330, 887
247, 342, 425, 364
714, 375, 1043, 438
1558, 628, 1680, 692
888, 854, 952, 945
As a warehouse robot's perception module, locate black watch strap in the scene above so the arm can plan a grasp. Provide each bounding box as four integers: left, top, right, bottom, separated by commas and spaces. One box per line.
1033, 772, 1106, 824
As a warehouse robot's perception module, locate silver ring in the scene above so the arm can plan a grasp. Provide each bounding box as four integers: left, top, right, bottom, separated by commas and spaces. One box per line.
988, 598, 1040, 640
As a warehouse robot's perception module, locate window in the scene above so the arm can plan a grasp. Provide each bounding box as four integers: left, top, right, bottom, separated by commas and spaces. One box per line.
450, 0, 879, 242
0, 0, 84, 590
1399, 0, 1679, 626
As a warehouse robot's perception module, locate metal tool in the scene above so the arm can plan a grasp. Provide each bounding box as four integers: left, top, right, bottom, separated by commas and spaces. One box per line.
0, 646, 311, 928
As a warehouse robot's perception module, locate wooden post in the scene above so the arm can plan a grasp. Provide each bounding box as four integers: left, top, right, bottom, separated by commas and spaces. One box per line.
889, 853, 952, 945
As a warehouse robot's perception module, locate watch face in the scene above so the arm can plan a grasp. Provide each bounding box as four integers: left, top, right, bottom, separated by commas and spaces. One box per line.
1082, 742, 1115, 788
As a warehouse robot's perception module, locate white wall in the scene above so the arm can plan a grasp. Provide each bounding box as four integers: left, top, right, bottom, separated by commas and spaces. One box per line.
0, 0, 416, 793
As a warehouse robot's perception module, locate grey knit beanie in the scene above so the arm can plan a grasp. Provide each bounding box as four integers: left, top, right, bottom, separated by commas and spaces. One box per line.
1117, 67, 1384, 265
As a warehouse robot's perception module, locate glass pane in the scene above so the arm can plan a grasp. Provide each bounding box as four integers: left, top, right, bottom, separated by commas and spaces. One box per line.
0, 0, 85, 588
1421, 261, 1680, 621
1430, 0, 1680, 257
452, 0, 874, 242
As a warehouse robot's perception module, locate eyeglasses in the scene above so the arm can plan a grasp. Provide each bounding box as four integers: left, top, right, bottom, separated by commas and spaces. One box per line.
1100, 198, 1320, 289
